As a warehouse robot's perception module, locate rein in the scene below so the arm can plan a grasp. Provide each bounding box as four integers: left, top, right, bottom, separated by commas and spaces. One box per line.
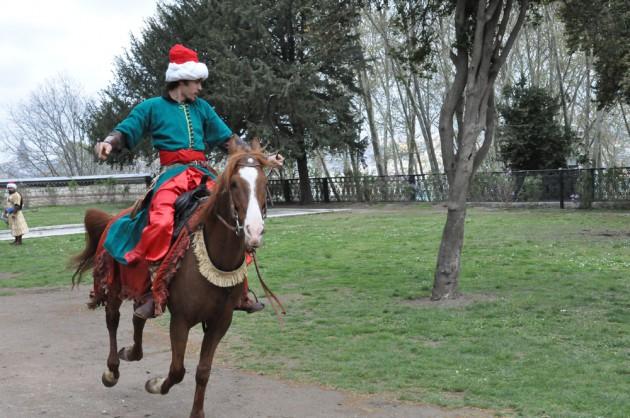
212, 152, 284, 324
216, 211, 243, 235
251, 250, 286, 325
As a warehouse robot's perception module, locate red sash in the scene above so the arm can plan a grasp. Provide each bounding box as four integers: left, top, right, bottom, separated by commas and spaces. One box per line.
159, 149, 206, 166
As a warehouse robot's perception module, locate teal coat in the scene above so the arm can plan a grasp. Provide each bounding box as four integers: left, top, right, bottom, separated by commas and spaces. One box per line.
115, 95, 232, 151
105, 95, 232, 264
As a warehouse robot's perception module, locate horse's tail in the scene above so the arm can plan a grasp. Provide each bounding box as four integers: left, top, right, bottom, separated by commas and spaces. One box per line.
70, 209, 112, 287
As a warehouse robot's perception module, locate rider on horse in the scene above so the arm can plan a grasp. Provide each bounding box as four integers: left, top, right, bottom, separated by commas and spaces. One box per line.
94, 44, 282, 319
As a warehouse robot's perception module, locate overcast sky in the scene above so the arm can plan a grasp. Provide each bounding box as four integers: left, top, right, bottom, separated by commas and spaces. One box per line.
0, 0, 168, 162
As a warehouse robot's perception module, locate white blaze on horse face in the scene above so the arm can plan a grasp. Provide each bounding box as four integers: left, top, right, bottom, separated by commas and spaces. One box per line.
239, 166, 264, 247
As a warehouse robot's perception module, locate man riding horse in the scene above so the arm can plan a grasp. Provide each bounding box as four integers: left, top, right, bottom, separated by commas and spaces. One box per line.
94, 44, 283, 319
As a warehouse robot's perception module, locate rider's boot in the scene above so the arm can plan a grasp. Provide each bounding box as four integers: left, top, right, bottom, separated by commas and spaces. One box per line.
133, 292, 156, 320
234, 276, 264, 314
133, 263, 160, 320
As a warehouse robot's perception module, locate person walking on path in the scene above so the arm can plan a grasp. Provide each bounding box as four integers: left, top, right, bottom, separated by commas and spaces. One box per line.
4, 183, 29, 245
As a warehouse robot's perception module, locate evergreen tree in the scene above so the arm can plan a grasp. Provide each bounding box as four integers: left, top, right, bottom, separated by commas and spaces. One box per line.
497, 79, 577, 171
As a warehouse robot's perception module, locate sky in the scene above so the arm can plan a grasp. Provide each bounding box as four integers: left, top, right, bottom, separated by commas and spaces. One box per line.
0, 0, 168, 162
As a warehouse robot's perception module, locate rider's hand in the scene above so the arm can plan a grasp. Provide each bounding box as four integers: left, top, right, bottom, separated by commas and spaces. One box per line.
95, 141, 112, 160
267, 153, 284, 168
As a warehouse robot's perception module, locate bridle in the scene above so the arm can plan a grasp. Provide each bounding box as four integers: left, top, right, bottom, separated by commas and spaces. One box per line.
214, 151, 286, 323
215, 155, 268, 236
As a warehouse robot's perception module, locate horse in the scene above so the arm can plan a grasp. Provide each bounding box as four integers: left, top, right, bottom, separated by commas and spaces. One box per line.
71, 137, 273, 418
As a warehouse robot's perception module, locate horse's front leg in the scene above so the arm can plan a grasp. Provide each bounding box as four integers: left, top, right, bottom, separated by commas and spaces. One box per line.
118, 311, 146, 361
145, 316, 190, 395
102, 296, 122, 387
190, 314, 233, 418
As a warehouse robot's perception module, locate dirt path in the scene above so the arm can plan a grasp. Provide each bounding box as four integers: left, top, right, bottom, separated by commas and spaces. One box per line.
0, 288, 492, 418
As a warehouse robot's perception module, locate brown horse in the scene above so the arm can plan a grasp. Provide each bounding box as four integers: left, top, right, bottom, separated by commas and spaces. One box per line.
72, 138, 273, 418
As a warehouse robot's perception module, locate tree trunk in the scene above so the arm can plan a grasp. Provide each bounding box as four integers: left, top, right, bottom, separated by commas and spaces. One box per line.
412, 137, 425, 176
432, 205, 467, 299
295, 131, 313, 204
359, 67, 386, 176
433, 149, 475, 299
296, 152, 313, 204
391, 139, 404, 175
315, 149, 341, 201
413, 75, 440, 173
545, 5, 570, 133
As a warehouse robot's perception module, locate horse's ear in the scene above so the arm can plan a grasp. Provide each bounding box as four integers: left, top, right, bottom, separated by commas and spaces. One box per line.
225, 135, 239, 155
250, 137, 262, 152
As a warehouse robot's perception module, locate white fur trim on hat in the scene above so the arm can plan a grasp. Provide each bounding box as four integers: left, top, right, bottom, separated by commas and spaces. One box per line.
6, 183, 17, 189
165, 61, 209, 82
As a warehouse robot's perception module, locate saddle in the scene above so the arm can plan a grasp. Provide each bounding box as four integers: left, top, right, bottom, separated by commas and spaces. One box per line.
173, 175, 211, 241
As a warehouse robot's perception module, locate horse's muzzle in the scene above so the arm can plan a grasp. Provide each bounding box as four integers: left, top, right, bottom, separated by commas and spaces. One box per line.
244, 223, 264, 250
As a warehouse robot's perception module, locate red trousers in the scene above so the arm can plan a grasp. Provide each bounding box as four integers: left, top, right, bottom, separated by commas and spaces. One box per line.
125, 168, 214, 264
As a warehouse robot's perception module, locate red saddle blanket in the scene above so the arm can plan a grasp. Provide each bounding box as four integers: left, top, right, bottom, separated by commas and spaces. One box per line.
91, 202, 208, 314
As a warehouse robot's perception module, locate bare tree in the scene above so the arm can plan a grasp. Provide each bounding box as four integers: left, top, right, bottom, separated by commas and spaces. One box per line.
2, 74, 97, 177
361, 7, 445, 175
432, 0, 530, 299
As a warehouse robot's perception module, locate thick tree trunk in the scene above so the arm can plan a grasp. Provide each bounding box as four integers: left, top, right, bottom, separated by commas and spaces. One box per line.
433, 153, 474, 299
296, 152, 313, 204
432, 205, 467, 299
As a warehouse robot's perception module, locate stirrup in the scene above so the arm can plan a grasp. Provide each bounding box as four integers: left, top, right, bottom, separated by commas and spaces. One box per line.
134, 294, 156, 320
235, 290, 265, 314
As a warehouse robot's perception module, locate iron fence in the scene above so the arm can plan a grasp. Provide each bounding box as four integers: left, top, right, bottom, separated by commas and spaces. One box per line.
3, 168, 630, 208
269, 167, 630, 207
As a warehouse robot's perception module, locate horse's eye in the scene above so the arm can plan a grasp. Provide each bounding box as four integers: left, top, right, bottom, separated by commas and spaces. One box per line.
231, 181, 237, 189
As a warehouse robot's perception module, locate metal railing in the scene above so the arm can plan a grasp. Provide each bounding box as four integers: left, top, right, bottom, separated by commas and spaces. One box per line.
0, 174, 153, 189
269, 167, 630, 207
3, 168, 630, 208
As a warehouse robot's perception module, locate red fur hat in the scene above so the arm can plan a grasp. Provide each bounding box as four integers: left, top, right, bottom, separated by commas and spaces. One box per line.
165, 44, 208, 82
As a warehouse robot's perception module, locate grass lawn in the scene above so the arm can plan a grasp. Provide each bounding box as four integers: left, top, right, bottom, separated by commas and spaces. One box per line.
0, 205, 628, 416
0, 202, 134, 229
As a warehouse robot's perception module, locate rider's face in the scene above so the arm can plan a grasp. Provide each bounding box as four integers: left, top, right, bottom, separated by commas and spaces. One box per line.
181, 80, 202, 102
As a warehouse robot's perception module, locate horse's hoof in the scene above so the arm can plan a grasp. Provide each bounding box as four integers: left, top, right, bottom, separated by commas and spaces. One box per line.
145, 377, 166, 394
102, 370, 119, 387
118, 346, 142, 362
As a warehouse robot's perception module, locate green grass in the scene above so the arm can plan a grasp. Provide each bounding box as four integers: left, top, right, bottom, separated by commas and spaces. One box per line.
0, 202, 133, 229
0, 205, 628, 416
0, 234, 84, 287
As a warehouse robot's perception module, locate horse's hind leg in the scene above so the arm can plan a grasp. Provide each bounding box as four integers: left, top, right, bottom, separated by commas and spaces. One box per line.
145, 316, 190, 395
189, 316, 233, 418
102, 296, 122, 387
118, 313, 146, 361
